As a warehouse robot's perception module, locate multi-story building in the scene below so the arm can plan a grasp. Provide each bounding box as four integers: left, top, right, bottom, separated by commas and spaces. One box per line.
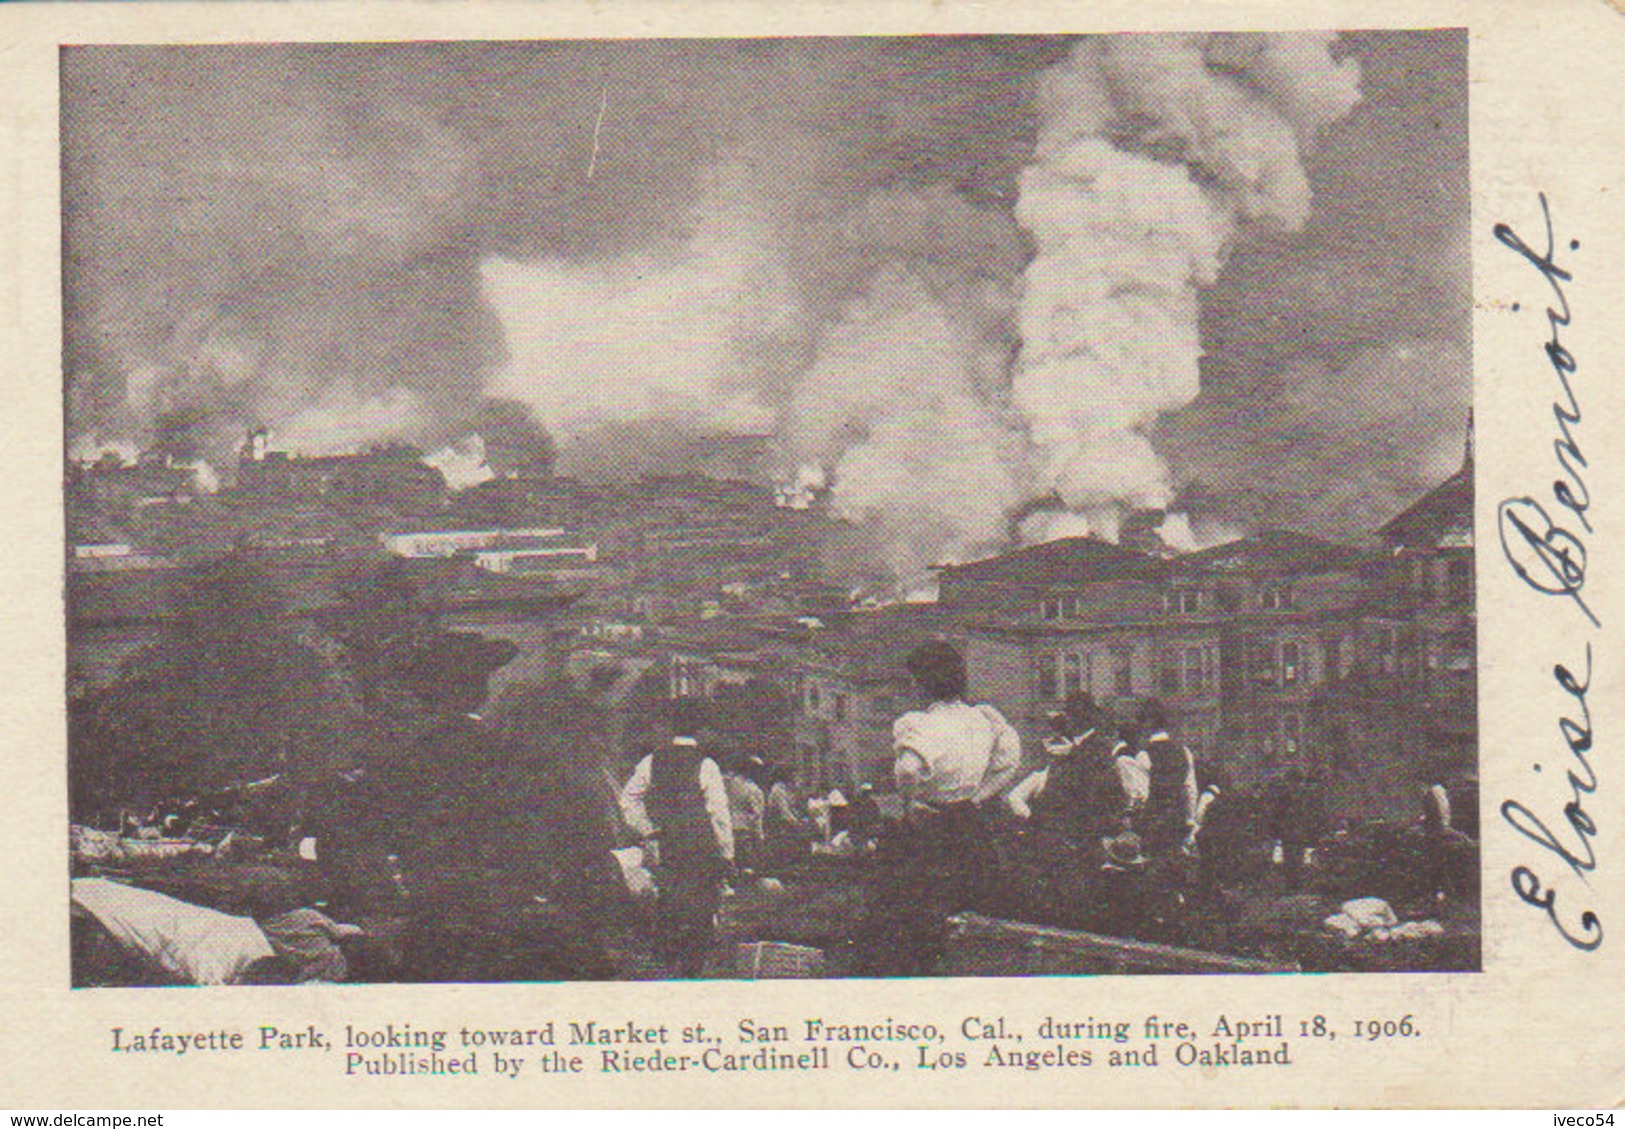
935, 463, 1476, 818
789, 605, 961, 790
236, 430, 447, 510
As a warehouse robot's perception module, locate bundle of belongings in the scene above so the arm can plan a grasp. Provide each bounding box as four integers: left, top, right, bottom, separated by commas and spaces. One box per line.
1321, 896, 1445, 943
72, 878, 364, 985
72, 824, 224, 866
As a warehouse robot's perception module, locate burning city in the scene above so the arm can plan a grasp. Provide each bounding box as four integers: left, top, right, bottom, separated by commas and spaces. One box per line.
62, 32, 1476, 985
66, 416, 1479, 983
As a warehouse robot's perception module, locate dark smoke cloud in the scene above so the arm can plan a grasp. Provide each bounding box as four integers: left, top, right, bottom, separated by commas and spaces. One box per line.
62, 32, 1467, 567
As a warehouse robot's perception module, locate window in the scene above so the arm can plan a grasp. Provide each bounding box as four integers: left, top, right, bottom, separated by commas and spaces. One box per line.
1261, 585, 1292, 610
1159, 649, 1181, 694
671, 658, 700, 698
1280, 641, 1301, 686
1042, 598, 1063, 621
1282, 713, 1303, 760
1063, 653, 1084, 695
1166, 589, 1203, 614
1037, 659, 1057, 700
1322, 633, 1343, 679
1113, 649, 1133, 697
1070, 595, 1089, 618
806, 684, 822, 712
1185, 646, 1208, 692
1186, 712, 1218, 757
833, 693, 847, 723
1375, 627, 1398, 674
1254, 640, 1276, 686
1447, 557, 1472, 604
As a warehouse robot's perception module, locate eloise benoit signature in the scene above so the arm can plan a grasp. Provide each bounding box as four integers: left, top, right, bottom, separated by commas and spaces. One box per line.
1494, 193, 1601, 952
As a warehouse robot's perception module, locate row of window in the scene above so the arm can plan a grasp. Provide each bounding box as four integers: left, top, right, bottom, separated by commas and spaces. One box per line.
803, 682, 849, 722
1040, 639, 1314, 700
1038, 649, 1134, 701
1160, 645, 1220, 694
1039, 585, 1295, 622
1407, 556, 1473, 605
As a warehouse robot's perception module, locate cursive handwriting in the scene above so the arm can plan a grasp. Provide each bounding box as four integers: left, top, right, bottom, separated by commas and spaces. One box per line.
1494, 194, 1601, 951
1494, 195, 1596, 627
1502, 647, 1602, 950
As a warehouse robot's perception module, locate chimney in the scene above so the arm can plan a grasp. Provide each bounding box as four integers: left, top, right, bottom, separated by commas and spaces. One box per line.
1119, 508, 1172, 557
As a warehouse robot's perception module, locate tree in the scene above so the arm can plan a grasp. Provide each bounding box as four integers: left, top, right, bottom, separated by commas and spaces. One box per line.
69, 556, 365, 820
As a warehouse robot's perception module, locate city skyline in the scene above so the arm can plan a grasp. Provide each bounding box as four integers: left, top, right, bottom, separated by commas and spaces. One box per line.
62, 31, 1469, 579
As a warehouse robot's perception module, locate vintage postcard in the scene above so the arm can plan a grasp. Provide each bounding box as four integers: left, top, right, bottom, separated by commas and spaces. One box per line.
1, 0, 1623, 1110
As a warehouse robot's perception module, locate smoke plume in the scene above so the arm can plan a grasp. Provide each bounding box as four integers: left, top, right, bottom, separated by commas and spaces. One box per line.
62, 35, 1475, 580
1012, 34, 1360, 523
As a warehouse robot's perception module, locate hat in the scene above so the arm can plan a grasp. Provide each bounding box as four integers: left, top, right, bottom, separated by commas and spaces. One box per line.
1062, 692, 1106, 735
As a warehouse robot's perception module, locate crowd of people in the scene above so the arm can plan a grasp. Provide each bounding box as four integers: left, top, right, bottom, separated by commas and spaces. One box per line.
71, 633, 1479, 985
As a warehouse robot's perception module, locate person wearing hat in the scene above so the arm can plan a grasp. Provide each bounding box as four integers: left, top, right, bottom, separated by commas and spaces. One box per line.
1266, 764, 1327, 893
360, 630, 633, 981
1003, 693, 1117, 927
720, 750, 767, 879
619, 698, 735, 978
361, 631, 521, 913
851, 641, 1022, 976
1007, 693, 1113, 831
1418, 759, 1479, 900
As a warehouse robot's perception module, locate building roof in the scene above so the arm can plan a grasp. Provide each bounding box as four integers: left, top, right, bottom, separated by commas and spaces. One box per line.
659, 616, 794, 659
936, 536, 1165, 588
1377, 464, 1474, 547
1170, 529, 1371, 578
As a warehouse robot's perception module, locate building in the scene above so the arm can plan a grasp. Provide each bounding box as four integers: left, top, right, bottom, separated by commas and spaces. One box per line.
1370, 457, 1476, 759
941, 464, 1477, 818
789, 605, 961, 790
68, 456, 202, 511
236, 430, 447, 510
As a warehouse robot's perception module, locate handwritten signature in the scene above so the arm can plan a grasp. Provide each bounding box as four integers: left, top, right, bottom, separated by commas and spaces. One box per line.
1494, 194, 1601, 952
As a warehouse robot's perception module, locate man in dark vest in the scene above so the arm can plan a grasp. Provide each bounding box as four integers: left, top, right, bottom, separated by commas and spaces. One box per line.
1004, 693, 1115, 928
1136, 699, 1199, 858
619, 698, 736, 978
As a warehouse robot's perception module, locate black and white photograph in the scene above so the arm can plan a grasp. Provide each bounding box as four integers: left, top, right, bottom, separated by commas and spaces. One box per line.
61, 30, 1478, 987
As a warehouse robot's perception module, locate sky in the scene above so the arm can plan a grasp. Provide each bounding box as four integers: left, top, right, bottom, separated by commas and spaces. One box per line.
61, 30, 1469, 576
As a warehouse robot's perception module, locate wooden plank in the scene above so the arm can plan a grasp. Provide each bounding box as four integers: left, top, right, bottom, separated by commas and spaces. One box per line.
945, 912, 1301, 976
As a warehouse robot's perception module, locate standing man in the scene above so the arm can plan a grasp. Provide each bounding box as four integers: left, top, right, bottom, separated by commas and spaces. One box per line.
852, 641, 1022, 976
619, 698, 735, 978
721, 754, 767, 881
1004, 693, 1114, 927
1268, 765, 1327, 893
1136, 700, 1200, 858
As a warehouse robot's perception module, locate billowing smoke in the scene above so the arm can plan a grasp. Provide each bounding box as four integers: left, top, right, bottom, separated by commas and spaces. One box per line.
480, 165, 797, 459
1158, 338, 1471, 538
63, 35, 1472, 581
423, 434, 496, 491
1012, 34, 1360, 522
